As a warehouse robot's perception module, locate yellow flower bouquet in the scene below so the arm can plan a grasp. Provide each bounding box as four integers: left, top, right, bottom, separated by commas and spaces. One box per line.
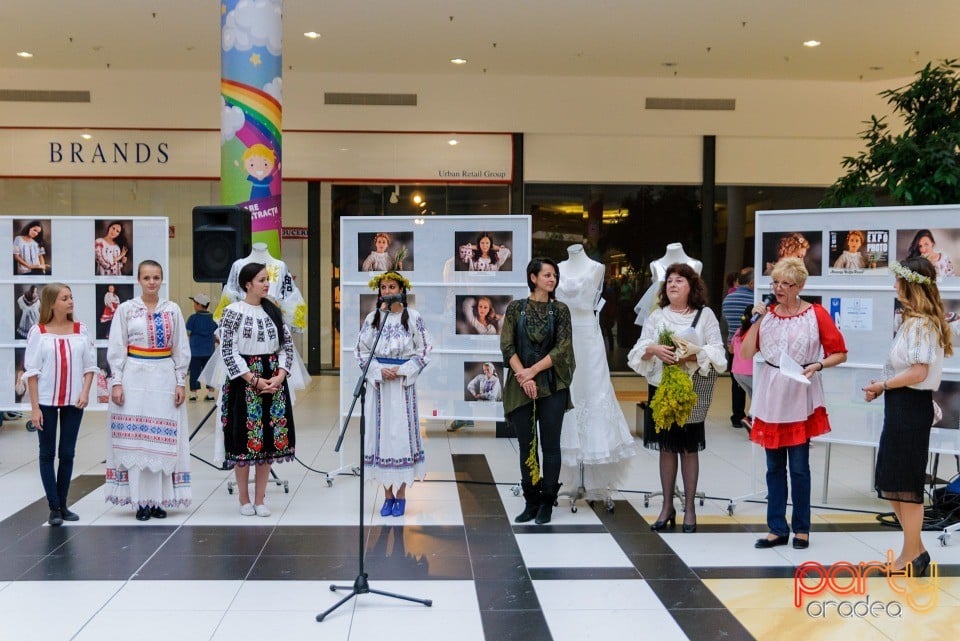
649, 327, 698, 432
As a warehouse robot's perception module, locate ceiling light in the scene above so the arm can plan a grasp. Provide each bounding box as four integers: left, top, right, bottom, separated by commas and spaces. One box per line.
412, 194, 422, 205
16, 51, 33, 58
802, 40, 821, 48
303, 32, 321, 39
448, 139, 458, 146
450, 58, 467, 65
80, 133, 92, 140
389, 185, 400, 204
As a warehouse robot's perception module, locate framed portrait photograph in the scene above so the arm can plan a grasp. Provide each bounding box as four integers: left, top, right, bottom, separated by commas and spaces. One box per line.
357, 231, 415, 272
96, 347, 112, 404
14, 348, 26, 404
453, 231, 513, 272
895, 228, 960, 280
463, 360, 505, 402
455, 294, 511, 335
14, 283, 42, 340
12, 218, 52, 276
761, 230, 822, 277
94, 219, 134, 277
95, 283, 134, 340
828, 229, 890, 274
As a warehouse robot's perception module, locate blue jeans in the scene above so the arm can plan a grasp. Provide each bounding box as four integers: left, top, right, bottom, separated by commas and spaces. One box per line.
765, 443, 811, 536
37, 405, 84, 511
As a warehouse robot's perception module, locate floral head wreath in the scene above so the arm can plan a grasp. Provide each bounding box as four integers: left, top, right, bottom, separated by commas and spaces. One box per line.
368, 271, 412, 292
889, 261, 932, 285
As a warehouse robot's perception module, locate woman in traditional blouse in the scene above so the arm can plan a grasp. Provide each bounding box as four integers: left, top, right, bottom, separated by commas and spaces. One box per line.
220, 261, 296, 517
13, 220, 47, 275
906, 229, 955, 278
95, 221, 130, 276
16, 285, 41, 338
628, 263, 726, 533
355, 271, 432, 517
465, 233, 511, 272
742, 257, 847, 550
24, 283, 97, 526
501, 257, 575, 525
106, 260, 192, 521
100, 284, 120, 323
864, 257, 952, 577
467, 362, 502, 401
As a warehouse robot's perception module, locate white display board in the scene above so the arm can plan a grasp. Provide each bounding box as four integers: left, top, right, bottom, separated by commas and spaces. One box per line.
340, 215, 531, 421
2, 216, 170, 411
754, 205, 960, 433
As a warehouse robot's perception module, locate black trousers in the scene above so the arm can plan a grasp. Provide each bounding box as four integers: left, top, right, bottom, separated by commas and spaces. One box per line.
508, 389, 569, 491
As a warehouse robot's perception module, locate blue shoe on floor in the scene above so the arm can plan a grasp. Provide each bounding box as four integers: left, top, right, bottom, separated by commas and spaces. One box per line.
392, 498, 406, 517
380, 498, 396, 517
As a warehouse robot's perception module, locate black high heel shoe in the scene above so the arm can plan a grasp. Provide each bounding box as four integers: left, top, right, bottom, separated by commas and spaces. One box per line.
651, 508, 677, 531
911, 551, 932, 577
682, 517, 697, 533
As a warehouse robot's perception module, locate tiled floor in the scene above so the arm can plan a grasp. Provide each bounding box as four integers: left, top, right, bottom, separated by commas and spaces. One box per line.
0, 374, 958, 640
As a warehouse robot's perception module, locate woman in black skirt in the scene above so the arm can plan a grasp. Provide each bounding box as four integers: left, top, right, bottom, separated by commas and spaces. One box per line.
219, 262, 296, 517
864, 256, 952, 576
628, 264, 727, 532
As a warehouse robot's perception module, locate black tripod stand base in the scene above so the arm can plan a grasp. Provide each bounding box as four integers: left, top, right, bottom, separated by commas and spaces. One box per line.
316, 573, 432, 622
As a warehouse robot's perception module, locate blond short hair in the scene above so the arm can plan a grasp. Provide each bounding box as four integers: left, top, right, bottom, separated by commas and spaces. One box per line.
770, 257, 808, 288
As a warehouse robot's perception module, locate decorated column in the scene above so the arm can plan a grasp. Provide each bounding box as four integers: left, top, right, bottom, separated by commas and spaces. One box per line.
220, 0, 283, 258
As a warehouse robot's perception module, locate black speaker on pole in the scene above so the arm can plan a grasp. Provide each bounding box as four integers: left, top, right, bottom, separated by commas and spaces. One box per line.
192, 205, 252, 282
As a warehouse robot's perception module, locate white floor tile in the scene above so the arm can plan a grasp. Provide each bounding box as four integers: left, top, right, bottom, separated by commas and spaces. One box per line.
348, 608, 485, 641
516, 533, 632, 568
213, 609, 352, 641
0, 580, 123, 612
74, 609, 225, 641
534, 579, 663, 610
103, 580, 242, 612
544, 609, 688, 641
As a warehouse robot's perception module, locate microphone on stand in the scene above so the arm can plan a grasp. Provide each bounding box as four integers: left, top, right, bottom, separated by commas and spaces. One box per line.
750, 293, 777, 324
380, 293, 405, 307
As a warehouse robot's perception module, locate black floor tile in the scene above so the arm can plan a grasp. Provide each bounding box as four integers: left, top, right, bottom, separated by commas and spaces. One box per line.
511, 524, 607, 535
0, 556, 44, 580
670, 608, 757, 641
465, 533, 521, 556
21, 553, 147, 580
630, 554, 698, 580
528, 566, 640, 580
0, 526, 77, 556
52, 525, 176, 558
365, 552, 472, 580
135, 555, 258, 580
474, 578, 541, 611
247, 555, 356, 580
380, 525, 469, 558
610, 531, 675, 555
463, 515, 513, 537
479, 609, 553, 641
451, 455, 496, 483
694, 566, 797, 580
458, 495, 508, 517
593, 499, 653, 532
470, 555, 528, 581
161, 528, 271, 556
646, 579, 728, 610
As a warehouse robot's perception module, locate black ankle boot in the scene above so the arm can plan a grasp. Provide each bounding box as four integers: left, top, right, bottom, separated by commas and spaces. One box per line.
514, 480, 542, 523
535, 484, 560, 525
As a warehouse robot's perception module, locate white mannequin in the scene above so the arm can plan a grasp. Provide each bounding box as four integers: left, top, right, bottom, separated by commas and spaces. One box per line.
556, 244, 639, 496
215, 242, 307, 331
650, 242, 703, 281
559, 244, 604, 312
635, 243, 702, 326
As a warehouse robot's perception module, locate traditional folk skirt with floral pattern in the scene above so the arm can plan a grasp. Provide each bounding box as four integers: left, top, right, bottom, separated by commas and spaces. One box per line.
221, 353, 296, 465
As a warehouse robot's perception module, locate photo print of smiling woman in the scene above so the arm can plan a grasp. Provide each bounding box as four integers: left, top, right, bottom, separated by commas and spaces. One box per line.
358, 231, 415, 272
13, 218, 52, 276
897, 228, 960, 279
454, 231, 513, 272
94, 219, 134, 276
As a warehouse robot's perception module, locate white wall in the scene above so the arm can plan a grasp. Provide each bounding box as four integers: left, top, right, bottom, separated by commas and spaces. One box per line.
0, 68, 900, 184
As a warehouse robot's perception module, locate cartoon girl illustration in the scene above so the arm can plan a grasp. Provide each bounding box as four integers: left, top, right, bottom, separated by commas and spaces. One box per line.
833, 230, 866, 269
13, 220, 48, 275
95, 221, 130, 276
243, 144, 277, 200
362, 233, 394, 272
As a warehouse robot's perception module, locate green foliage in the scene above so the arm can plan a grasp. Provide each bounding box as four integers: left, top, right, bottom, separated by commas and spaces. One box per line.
821, 60, 960, 207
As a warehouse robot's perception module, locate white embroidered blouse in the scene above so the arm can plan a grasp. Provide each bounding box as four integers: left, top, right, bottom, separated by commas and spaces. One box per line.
23, 322, 98, 406
220, 301, 295, 380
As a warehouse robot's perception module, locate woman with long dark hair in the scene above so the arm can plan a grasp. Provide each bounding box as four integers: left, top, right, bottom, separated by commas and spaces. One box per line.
501, 257, 575, 525
467, 232, 511, 272
14, 220, 47, 275
906, 229, 954, 278
95, 221, 130, 276
219, 261, 296, 517
864, 257, 952, 576
356, 271, 433, 517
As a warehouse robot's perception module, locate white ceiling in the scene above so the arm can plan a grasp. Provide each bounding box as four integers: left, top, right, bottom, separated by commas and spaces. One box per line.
1, 0, 957, 81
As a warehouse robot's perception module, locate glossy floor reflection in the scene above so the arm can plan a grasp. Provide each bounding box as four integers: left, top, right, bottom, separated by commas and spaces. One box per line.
0, 374, 958, 640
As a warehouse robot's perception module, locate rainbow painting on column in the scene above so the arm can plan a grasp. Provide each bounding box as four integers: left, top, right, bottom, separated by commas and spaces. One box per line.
220, 0, 283, 258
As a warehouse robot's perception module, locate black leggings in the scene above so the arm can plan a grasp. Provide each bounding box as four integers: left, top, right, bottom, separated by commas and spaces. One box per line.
508, 389, 568, 490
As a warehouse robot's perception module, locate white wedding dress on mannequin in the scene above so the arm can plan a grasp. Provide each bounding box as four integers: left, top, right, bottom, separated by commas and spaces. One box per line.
556, 245, 639, 498
634, 242, 703, 326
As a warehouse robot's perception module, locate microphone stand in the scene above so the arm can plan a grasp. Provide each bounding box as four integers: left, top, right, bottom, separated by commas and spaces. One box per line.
317, 303, 432, 622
